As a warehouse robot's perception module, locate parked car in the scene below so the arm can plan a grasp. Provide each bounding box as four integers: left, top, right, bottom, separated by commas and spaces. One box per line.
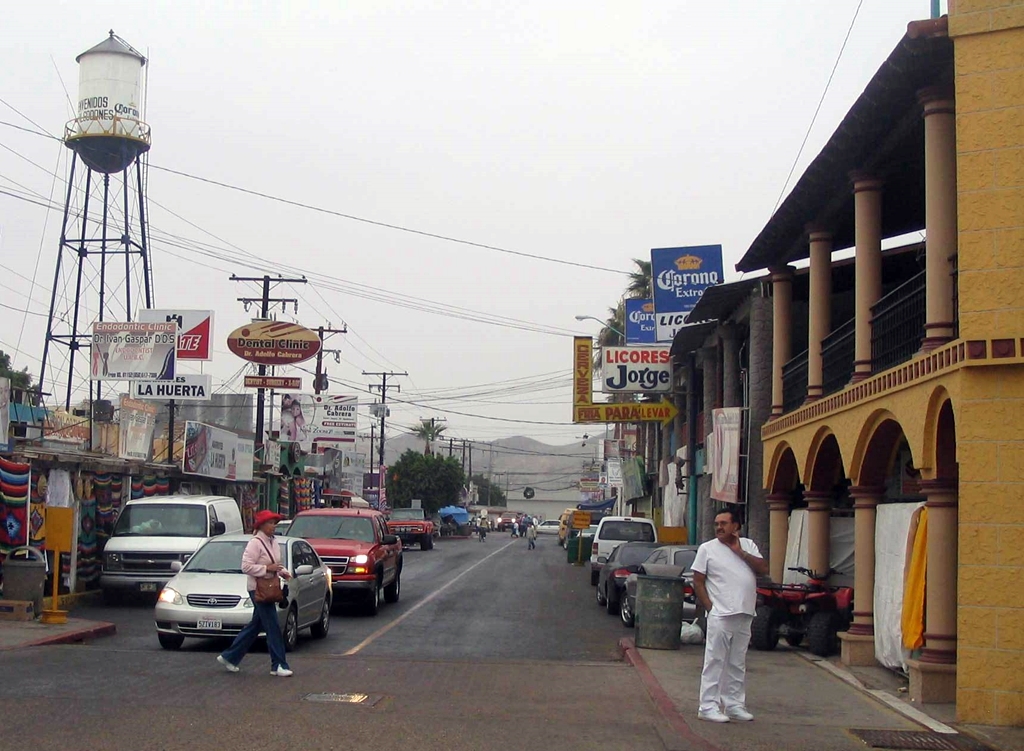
590, 516, 658, 585
556, 508, 575, 546
621, 545, 700, 628
536, 520, 561, 535
287, 508, 402, 616
595, 541, 664, 615
386, 507, 435, 550
275, 519, 292, 536
153, 533, 331, 651
102, 495, 244, 602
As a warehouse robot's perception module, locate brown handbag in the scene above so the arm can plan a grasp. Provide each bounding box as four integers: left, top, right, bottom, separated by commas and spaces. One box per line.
253, 538, 284, 604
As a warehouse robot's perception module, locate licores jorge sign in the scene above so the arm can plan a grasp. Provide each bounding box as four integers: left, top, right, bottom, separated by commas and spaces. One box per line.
226, 321, 321, 366
600, 346, 672, 393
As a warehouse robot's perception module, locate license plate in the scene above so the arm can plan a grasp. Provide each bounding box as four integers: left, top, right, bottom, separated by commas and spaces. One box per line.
139, 583, 157, 592
197, 618, 222, 630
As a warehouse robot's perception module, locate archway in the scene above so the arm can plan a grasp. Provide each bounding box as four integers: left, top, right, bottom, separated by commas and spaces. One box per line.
803, 430, 848, 580
766, 443, 800, 582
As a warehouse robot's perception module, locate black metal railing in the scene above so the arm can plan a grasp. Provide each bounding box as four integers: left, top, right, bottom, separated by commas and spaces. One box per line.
781, 349, 809, 413
821, 318, 855, 396
871, 271, 926, 373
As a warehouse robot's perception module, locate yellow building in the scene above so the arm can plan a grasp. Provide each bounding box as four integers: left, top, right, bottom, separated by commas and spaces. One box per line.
735, 7, 1024, 726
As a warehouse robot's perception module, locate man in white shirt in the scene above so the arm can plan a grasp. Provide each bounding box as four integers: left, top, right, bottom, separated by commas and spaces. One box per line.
691, 509, 769, 723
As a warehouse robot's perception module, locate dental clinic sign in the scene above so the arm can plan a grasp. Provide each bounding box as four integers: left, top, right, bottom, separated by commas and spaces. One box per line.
601, 346, 672, 393
651, 244, 724, 342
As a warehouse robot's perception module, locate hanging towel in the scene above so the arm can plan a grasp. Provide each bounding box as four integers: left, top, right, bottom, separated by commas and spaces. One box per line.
901, 507, 928, 650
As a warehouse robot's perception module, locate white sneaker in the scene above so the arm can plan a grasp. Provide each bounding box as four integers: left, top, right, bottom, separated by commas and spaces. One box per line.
217, 655, 240, 673
697, 708, 730, 723
270, 667, 293, 677
726, 707, 754, 721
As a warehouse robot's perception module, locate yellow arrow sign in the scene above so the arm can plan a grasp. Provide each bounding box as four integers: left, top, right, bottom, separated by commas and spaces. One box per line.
573, 399, 678, 426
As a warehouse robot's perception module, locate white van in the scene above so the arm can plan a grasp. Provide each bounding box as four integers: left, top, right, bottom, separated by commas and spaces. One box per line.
100, 495, 244, 600
590, 516, 658, 586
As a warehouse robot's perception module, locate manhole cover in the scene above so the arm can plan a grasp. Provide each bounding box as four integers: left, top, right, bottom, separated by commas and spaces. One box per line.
302, 693, 386, 707
851, 730, 993, 751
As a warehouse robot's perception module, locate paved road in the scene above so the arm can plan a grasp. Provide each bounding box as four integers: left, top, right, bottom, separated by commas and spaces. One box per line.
0, 536, 675, 751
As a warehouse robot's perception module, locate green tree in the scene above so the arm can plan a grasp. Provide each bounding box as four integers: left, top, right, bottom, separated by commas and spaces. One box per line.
410, 419, 447, 456
470, 474, 507, 508
387, 450, 465, 514
626, 258, 652, 299
0, 350, 33, 391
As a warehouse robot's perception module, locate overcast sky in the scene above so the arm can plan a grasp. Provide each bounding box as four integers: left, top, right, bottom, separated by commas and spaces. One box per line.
1, 1, 936, 447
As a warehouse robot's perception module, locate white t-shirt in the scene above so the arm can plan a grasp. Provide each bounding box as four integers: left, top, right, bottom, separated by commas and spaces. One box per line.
690, 537, 762, 617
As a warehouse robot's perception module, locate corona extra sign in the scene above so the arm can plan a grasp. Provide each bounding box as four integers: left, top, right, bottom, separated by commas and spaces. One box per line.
227, 321, 321, 366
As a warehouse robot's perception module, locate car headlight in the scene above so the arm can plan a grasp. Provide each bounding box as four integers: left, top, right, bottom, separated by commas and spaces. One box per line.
104, 552, 123, 571
352, 554, 369, 565
157, 587, 183, 605
242, 597, 254, 608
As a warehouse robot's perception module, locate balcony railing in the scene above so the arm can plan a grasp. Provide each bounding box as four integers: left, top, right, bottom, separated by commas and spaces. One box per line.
871, 270, 926, 373
821, 318, 855, 396
781, 349, 809, 413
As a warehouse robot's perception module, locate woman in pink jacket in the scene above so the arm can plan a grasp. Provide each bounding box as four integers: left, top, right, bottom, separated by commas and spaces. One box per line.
217, 510, 294, 676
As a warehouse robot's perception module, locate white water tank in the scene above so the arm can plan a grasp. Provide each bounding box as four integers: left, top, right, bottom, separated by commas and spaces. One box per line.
65, 31, 150, 174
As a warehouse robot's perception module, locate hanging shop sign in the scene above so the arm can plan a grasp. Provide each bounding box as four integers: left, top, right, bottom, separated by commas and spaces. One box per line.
244, 375, 302, 390
571, 337, 677, 425
118, 395, 158, 461
279, 393, 358, 452
226, 321, 321, 366
131, 373, 213, 402
0, 377, 10, 452
651, 245, 724, 342
324, 448, 366, 496
183, 421, 239, 480
709, 407, 743, 504
91, 322, 177, 381
574, 337, 593, 407
236, 439, 254, 482
625, 299, 657, 345
600, 346, 672, 393
138, 309, 215, 361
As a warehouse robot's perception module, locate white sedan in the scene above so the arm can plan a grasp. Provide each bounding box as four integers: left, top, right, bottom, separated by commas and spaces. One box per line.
154, 533, 331, 651
536, 520, 561, 535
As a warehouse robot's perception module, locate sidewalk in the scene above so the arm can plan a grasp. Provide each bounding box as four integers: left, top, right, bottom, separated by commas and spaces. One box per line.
620, 637, 1016, 751
0, 616, 115, 651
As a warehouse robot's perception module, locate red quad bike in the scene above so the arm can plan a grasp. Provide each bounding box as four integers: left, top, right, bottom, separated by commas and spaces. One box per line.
750, 567, 853, 657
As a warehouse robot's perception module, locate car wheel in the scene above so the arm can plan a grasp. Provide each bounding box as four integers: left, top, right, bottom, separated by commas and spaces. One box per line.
605, 586, 619, 615
365, 576, 382, 617
620, 596, 635, 628
596, 583, 607, 607
157, 632, 184, 650
422, 534, 433, 551
384, 569, 401, 603
310, 598, 330, 639
283, 606, 299, 652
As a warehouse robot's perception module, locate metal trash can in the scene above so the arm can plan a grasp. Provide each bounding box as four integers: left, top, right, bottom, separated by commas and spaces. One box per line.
1, 546, 47, 615
566, 535, 580, 563
635, 575, 686, 650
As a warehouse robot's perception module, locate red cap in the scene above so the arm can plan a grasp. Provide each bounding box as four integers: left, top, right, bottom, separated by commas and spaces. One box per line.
254, 510, 284, 528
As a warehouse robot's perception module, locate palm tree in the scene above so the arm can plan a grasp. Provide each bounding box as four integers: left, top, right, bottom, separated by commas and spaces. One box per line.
598, 302, 625, 349
411, 419, 446, 456
626, 258, 652, 299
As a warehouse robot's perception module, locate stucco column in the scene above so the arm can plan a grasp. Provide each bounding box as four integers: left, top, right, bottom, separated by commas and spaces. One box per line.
803, 491, 832, 578
721, 323, 741, 409
806, 227, 833, 400
770, 266, 794, 417
766, 492, 791, 583
920, 87, 957, 350
909, 479, 958, 703
851, 173, 883, 383
841, 486, 883, 667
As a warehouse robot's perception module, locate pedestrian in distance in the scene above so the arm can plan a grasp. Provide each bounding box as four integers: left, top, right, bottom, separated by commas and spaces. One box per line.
691, 509, 768, 723
512, 520, 519, 538
526, 523, 537, 550
217, 510, 294, 677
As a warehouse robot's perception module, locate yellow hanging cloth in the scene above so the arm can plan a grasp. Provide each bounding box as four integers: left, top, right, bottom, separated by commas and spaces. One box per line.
902, 507, 928, 650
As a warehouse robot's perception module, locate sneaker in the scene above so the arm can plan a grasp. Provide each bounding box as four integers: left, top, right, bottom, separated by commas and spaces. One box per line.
217, 655, 240, 673
270, 667, 293, 677
697, 708, 730, 723
725, 707, 754, 721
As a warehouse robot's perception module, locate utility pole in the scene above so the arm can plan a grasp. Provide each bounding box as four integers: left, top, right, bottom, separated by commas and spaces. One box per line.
313, 324, 347, 394
231, 274, 307, 448
364, 371, 407, 478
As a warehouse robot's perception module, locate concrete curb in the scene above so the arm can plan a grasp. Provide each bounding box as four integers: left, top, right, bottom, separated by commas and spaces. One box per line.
0, 621, 116, 652
618, 637, 723, 751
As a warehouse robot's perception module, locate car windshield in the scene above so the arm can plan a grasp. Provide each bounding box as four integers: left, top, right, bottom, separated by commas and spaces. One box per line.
113, 504, 208, 537
184, 540, 287, 573
616, 545, 661, 566
288, 515, 376, 543
674, 549, 698, 570
390, 509, 425, 521
599, 521, 655, 543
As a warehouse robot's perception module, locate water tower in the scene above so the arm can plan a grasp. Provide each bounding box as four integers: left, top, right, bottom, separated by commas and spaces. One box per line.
39, 31, 155, 410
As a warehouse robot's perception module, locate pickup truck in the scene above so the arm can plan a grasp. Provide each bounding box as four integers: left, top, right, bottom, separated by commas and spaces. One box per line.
285, 508, 403, 616
386, 507, 435, 550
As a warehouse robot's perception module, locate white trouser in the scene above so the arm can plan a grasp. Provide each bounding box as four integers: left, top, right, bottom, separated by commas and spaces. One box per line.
699, 613, 753, 713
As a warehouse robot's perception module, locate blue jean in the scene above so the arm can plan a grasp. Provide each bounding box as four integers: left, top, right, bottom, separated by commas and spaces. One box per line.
220, 592, 289, 671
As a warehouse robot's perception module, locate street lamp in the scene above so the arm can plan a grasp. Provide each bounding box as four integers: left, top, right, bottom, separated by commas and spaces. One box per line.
575, 315, 625, 338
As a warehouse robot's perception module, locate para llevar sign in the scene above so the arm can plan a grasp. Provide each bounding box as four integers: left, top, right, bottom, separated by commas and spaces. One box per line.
600, 346, 672, 393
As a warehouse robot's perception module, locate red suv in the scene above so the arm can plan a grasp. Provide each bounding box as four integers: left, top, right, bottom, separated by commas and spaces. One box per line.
286, 508, 402, 616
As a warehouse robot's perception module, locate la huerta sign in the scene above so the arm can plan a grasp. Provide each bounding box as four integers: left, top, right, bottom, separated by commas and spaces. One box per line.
226, 321, 321, 366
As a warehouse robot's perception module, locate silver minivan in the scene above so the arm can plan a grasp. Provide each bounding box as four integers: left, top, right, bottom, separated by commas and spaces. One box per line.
101, 495, 244, 601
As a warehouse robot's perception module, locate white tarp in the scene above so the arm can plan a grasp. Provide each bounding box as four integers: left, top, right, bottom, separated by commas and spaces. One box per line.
663, 461, 685, 527
782, 509, 855, 587
874, 502, 924, 671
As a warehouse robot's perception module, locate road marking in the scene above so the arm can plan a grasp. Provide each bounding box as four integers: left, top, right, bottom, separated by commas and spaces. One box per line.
342, 539, 517, 656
